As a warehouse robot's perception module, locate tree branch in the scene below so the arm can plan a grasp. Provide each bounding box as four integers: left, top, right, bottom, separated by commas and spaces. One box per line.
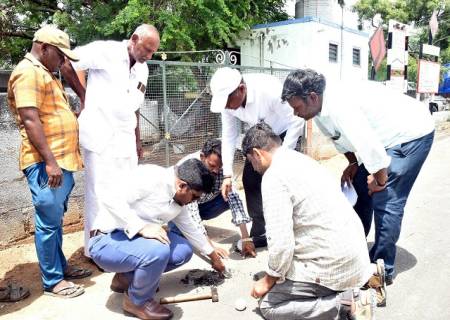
0, 30, 34, 40
29, 0, 57, 10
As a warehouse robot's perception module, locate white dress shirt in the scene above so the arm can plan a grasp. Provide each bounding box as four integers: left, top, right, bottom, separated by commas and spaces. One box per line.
92, 164, 214, 255
72, 40, 148, 156
262, 148, 372, 291
221, 73, 305, 176
315, 80, 435, 173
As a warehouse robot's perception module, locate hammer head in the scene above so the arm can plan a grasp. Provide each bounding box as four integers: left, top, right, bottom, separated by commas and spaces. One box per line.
211, 286, 219, 302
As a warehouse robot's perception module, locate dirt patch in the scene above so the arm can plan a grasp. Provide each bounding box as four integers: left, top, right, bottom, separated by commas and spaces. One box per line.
180, 269, 225, 287
0, 232, 96, 315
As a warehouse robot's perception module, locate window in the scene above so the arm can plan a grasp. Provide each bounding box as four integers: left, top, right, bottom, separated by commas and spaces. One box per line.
329, 43, 338, 63
353, 48, 361, 66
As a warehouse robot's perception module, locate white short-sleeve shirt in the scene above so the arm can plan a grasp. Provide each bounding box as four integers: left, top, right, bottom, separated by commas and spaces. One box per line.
220, 73, 305, 175
72, 40, 149, 156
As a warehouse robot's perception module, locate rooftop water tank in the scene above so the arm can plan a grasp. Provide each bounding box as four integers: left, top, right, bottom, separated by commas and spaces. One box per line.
295, 0, 335, 21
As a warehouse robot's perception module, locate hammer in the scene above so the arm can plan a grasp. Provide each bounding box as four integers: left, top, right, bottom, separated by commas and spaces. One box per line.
160, 286, 219, 304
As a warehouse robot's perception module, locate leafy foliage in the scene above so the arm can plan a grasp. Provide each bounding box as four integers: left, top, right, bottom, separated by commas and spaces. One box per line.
0, 0, 288, 67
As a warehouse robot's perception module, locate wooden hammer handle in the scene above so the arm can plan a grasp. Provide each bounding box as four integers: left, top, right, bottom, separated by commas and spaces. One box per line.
160, 293, 212, 304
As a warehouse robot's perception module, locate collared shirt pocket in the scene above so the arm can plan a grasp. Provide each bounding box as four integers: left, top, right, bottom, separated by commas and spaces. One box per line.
129, 81, 146, 112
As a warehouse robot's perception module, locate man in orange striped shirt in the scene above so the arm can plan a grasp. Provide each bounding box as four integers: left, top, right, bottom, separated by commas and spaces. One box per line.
8, 25, 91, 298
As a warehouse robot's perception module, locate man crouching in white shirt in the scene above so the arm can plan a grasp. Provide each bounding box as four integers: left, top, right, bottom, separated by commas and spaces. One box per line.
88, 159, 225, 320
242, 123, 377, 320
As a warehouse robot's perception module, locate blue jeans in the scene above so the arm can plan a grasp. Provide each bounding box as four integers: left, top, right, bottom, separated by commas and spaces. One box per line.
89, 229, 193, 305
353, 131, 434, 276
169, 195, 229, 235
23, 162, 75, 290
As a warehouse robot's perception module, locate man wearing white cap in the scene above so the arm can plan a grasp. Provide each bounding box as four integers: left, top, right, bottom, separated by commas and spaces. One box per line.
8, 25, 91, 298
209, 67, 304, 247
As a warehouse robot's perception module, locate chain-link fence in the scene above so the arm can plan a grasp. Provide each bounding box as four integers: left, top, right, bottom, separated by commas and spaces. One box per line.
140, 60, 297, 167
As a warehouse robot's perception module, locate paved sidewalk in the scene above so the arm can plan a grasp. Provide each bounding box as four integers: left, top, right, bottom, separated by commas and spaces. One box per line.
1, 134, 450, 320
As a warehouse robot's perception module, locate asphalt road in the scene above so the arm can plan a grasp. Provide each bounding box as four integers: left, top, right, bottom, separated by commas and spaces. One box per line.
1, 132, 450, 320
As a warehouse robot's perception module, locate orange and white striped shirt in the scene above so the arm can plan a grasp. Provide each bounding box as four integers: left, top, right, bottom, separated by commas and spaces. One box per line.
8, 53, 82, 171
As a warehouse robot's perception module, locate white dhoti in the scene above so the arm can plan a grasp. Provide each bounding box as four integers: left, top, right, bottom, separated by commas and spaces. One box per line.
83, 147, 138, 257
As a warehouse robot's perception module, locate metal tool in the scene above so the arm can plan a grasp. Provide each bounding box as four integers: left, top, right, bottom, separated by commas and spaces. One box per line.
160, 286, 219, 304
222, 267, 232, 279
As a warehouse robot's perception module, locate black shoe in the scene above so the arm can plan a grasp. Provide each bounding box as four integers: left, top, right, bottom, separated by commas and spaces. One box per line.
385, 274, 393, 286
252, 234, 267, 248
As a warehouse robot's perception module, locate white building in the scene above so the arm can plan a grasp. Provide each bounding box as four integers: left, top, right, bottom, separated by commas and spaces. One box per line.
237, 0, 369, 82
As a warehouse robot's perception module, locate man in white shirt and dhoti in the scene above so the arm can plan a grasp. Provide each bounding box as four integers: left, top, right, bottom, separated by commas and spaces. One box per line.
62, 24, 160, 257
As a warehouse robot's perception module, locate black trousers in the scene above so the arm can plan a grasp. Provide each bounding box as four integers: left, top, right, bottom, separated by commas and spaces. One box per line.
243, 159, 265, 239
242, 131, 287, 247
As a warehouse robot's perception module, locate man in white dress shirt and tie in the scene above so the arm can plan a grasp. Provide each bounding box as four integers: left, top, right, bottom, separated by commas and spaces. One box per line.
209, 67, 304, 249
282, 69, 434, 287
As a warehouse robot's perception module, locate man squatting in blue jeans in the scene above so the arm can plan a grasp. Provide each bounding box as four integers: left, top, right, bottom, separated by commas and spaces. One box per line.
169, 138, 257, 258
88, 159, 226, 320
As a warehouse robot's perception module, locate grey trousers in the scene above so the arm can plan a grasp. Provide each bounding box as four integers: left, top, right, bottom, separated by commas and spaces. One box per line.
259, 280, 350, 320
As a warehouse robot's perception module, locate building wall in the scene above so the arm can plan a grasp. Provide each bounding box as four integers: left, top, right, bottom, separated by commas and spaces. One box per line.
238, 17, 369, 82
237, 17, 369, 160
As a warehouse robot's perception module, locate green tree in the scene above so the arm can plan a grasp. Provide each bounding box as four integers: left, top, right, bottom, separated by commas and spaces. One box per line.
354, 0, 450, 81
0, 0, 288, 67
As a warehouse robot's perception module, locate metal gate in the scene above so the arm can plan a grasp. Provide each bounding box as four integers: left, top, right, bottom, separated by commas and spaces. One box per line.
140, 61, 295, 167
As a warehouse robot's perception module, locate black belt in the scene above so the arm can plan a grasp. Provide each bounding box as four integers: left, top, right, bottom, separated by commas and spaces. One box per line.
90, 229, 107, 238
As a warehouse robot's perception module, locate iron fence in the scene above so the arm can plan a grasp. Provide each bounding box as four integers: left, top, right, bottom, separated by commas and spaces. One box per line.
140, 60, 297, 167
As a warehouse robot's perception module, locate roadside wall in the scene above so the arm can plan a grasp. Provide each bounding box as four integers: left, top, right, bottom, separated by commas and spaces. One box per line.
0, 92, 85, 249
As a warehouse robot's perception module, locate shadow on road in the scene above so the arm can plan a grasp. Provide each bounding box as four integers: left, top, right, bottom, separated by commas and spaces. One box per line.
394, 245, 418, 274
205, 225, 239, 245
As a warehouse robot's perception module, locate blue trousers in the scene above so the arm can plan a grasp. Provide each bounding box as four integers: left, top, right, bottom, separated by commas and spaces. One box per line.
169, 195, 229, 236
353, 131, 434, 276
23, 162, 75, 290
198, 195, 230, 220
89, 229, 193, 305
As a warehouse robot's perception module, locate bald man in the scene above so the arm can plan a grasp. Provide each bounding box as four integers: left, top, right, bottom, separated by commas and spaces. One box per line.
62, 24, 161, 257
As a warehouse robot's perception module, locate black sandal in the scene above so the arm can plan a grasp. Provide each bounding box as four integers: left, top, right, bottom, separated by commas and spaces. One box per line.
64, 266, 93, 280
0, 283, 30, 302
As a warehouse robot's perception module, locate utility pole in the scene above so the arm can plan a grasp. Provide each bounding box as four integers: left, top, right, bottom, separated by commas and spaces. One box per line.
338, 0, 345, 80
